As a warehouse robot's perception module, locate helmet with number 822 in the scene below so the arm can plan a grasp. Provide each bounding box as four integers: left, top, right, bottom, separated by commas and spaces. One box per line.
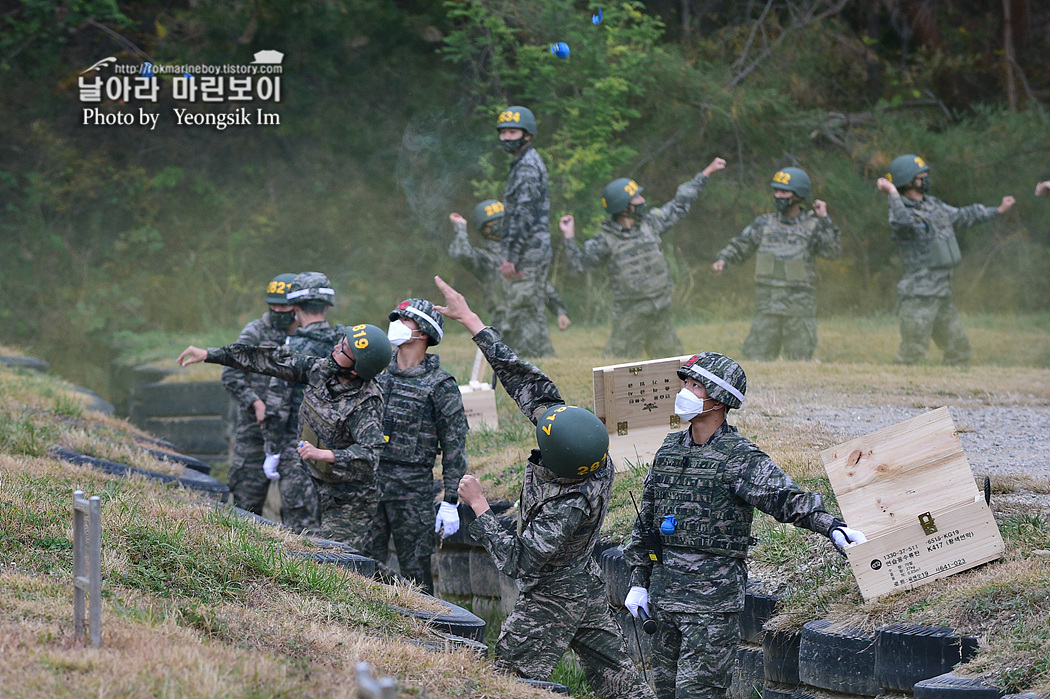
265, 273, 297, 304
770, 167, 811, 199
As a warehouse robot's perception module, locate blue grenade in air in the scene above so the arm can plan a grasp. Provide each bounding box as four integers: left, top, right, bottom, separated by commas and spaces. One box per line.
660, 514, 677, 535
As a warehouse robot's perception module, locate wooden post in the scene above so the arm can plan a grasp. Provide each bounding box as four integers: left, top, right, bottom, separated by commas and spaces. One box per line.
356, 662, 396, 699
72, 490, 102, 647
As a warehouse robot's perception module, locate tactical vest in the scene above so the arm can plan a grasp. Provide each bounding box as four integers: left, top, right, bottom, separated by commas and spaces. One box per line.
297, 369, 375, 483
377, 366, 442, 467
753, 213, 819, 284
897, 201, 963, 272
603, 221, 673, 301
649, 429, 754, 558
519, 451, 611, 570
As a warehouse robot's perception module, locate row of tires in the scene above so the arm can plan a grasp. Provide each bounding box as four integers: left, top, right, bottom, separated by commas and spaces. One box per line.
598, 545, 1043, 699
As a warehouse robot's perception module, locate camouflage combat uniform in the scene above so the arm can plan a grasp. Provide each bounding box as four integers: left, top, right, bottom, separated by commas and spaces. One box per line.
502, 144, 555, 357
888, 194, 998, 365
468, 326, 655, 699
623, 423, 838, 699
259, 321, 345, 533
220, 312, 289, 513
564, 172, 712, 358
365, 350, 469, 593
715, 209, 841, 361
205, 343, 385, 551
449, 219, 569, 348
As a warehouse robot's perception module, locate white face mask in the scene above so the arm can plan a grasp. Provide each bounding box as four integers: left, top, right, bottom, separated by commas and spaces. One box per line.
387, 319, 414, 347
674, 388, 718, 422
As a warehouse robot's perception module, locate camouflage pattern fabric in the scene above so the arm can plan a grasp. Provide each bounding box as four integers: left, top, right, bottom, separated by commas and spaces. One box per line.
501, 247, 555, 357
888, 194, 997, 365
888, 195, 997, 298
259, 321, 345, 532
220, 312, 288, 513
606, 296, 682, 358
467, 327, 653, 699
742, 314, 818, 361
502, 144, 551, 270
365, 351, 468, 592
205, 344, 385, 551
449, 219, 566, 357
623, 422, 838, 698
651, 610, 739, 699
896, 295, 971, 366
716, 208, 841, 360
565, 172, 710, 356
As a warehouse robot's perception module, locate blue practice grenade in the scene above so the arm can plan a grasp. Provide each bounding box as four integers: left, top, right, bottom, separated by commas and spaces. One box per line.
660, 514, 677, 535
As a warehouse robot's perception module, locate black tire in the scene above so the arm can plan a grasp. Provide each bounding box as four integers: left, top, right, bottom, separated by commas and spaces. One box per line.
516, 678, 571, 694
742, 585, 781, 644
50, 446, 230, 500
142, 447, 212, 475
388, 596, 487, 642
913, 674, 1004, 699
226, 506, 284, 529
764, 628, 803, 685
764, 682, 800, 699
70, 385, 115, 415
0, 355, 49, 372
875, 624, 980, 693
308, 536, 359, 554
731, 643, 766, 699
435, 549, 473, 597
469, 547, 502, 597
289, 551, 375, 578
799, 620, 879, 696
599, 545, 631, 609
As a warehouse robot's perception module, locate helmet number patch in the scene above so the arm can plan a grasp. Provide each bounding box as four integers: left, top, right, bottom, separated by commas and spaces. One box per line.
351, 324, 369, 350
484, 201, 504, 217
576, 453, 607, 476
914, 156, 926, 167
267, 281, 288, 295
497, 110, 521, 125
773, 171, 791, 185
623, 180, 640, 196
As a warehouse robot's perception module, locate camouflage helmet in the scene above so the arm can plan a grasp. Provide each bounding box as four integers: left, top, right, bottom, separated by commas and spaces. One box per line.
771, 167, 811, 199
677, 352, 747, 410
343, 324, 392, 382
496, 106, 537, 135
265, 273, 297, 304
287, 271, 336, 307
602, 177, 644, 216
886, 154, 929, 188
472, 199, 505, 233
535, 405, 610, 480
388, 298, 444, 346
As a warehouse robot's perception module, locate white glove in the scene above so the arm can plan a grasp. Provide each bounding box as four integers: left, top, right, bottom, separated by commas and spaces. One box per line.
435, 501, 460, 538
625, 585, 649, 618
263, 453, 281, 480
830, 525, 867, 554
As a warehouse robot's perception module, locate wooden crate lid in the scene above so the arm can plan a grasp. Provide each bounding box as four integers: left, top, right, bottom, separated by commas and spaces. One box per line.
592, 355, 692, 433
820, 407, 979, 537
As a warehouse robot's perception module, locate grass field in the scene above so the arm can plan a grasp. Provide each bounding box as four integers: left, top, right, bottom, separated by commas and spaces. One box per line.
3, 311, 1049, 696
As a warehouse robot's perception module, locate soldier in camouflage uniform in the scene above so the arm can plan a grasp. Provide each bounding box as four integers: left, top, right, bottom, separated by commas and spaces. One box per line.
622, 352, 866, 699
220, 273, 299, 514
449, 200, 572, 348
178, 324, 392, 552
560, 158, 727, 358
363, 298, 469, 594
713, 167, 841, 361
434, 275, 655, 699
496, 106, 557, 357
258, 272, 344, 533
877, 155, 1015, 365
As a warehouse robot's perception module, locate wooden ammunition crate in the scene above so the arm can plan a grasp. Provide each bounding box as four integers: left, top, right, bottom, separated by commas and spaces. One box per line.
820, 407, 1004, 601
459, 382, 498, 431
592, 355, 692, 471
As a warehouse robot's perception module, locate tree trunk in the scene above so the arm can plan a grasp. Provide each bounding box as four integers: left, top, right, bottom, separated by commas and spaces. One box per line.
1003, 0, 1018, 110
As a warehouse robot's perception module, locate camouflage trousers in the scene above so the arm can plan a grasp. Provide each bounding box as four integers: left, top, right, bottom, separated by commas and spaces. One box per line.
742, 313, 817, 361
500, 248, 555, 358
606, 296, 682, 359
277, 445, 320, 534
227, 421, 270, 514
496, 569, 655, 699
363, 481, 437, 594
896, 294, 971, 366
651, 609, 739, 699
313, 477, 380, 553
